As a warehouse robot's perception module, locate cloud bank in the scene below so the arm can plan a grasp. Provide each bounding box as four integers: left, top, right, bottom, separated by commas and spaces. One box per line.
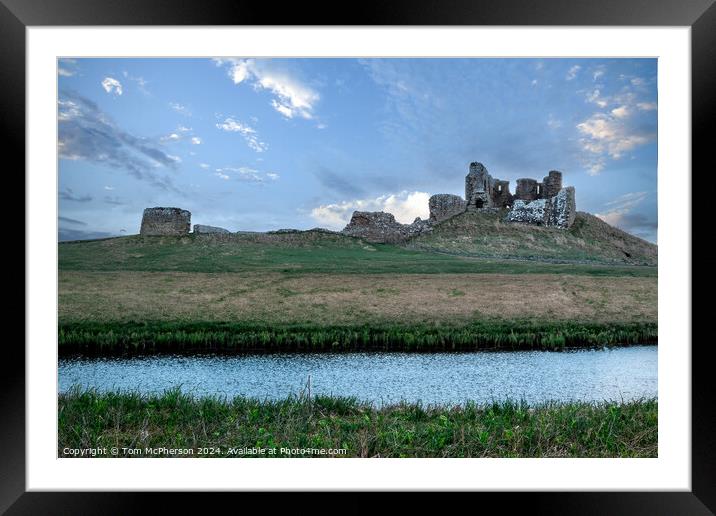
311, 191, 430, 229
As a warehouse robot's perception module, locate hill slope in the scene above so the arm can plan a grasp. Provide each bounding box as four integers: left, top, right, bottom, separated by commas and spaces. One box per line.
404, 210, 657, 266
58, 226, 656, 276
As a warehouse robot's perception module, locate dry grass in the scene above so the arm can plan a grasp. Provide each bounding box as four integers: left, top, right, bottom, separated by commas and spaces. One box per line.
59, 270, 657, 325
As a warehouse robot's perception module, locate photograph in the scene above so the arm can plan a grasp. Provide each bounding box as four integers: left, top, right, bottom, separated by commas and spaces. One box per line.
56, 56, 659, 459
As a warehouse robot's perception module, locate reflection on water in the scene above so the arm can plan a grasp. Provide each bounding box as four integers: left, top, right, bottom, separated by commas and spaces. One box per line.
59, 346, 657, 405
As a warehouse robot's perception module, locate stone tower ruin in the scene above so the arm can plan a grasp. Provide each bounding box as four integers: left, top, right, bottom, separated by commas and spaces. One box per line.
464, 162, 513, 210
140, 207, 191, 236
465, 162, 493, 210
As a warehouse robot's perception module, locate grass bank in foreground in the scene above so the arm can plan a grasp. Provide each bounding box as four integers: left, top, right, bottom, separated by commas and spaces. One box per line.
58, 320, 657, 355
58, 389, 658, 458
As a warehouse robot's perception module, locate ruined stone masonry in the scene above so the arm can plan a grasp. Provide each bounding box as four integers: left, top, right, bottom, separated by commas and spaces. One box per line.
140, 207, 191, 236
342, 211, 432, 244
193, 224, 231, 234
505, 187, 576, 228
429, 194, 467, 223
341, 162, 577, 243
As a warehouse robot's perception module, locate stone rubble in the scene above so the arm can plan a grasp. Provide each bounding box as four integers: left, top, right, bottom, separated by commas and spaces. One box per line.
193, 224, 231, 234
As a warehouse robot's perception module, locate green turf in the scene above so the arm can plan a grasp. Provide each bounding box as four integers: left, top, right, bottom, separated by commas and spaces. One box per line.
58, 388, 658, 458
59, 232, 657, 277
58, 320, 657, 354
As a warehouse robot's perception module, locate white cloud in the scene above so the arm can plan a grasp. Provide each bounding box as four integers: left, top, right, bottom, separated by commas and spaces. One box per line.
585, 89, 608, 108
191, 136, 202, 145
199, 163, 210, 169
215, 117, 268, 152
57, 99, 82, 121
169, 102, 191, 116
58, 58, 77, 77
611, 106, 629, 118
637, 102, 657, 111
214, 58, 320, 120
216, 118, 250, 133
104, 185, 114, 191
576, 112, 650, 162
531, 79, 538, 86
566, 65, 581, 81
160, 133, 181, 142
593, 69, 605, 81
605, 191, 649, 209
271, 99, 294, 118
177, 125, 192, 132
213, 166, 278, 183
584, 158, 606, 176
123, 73, 150, 95
101, 77, 122, 96
546, 114, 562, 129
595, 191, 648, 226
310, 191, 431, 230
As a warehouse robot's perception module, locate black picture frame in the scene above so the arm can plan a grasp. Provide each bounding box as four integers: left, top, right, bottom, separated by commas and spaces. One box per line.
6, 0, 714, 511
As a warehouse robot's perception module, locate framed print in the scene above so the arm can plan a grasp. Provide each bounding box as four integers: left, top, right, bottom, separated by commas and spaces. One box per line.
7, 0, 715, 511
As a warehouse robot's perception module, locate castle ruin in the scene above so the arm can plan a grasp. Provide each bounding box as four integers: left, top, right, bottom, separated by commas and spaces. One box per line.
343, 162, 576, 243
138, 161, 576, 243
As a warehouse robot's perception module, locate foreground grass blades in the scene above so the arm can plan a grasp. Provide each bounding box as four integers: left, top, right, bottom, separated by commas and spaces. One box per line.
58, 388, 658, 458
58, 320, 657, 354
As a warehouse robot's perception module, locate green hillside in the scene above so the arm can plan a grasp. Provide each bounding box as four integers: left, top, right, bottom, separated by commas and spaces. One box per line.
58, 226, 655, 277
406, 210, 657, 266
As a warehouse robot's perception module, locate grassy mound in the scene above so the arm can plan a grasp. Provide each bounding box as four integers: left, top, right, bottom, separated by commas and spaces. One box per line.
59, 223, 656, 274
406, 211, 657, 266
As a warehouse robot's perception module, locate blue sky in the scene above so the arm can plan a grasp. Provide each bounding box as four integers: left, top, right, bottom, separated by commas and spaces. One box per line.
58, 58, 658, 243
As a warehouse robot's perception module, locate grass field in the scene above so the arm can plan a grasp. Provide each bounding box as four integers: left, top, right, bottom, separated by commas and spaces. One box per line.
58, 226, 657, 352
59, 271, 656, 325
58, 389, 658, 458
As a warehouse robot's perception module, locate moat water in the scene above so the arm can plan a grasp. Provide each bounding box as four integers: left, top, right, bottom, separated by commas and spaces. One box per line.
58, 345, 657, 406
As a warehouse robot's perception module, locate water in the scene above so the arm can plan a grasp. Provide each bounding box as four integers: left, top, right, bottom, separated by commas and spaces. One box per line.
58, 346, 657, 406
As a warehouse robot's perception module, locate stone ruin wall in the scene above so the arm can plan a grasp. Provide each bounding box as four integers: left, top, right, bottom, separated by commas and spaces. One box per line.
140, 207, 191, 236
492, 180, 513, 209
515, 178, 539, 201
541, 171, 563, 198
429, 194, 467, 223
505, 187, 576, 229
342, 211, 432, 244
514, 171, 563, 202
193, 224, 230, 234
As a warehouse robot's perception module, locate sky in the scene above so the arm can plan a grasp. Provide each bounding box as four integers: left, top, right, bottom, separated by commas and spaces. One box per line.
58, 58, 658, 243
